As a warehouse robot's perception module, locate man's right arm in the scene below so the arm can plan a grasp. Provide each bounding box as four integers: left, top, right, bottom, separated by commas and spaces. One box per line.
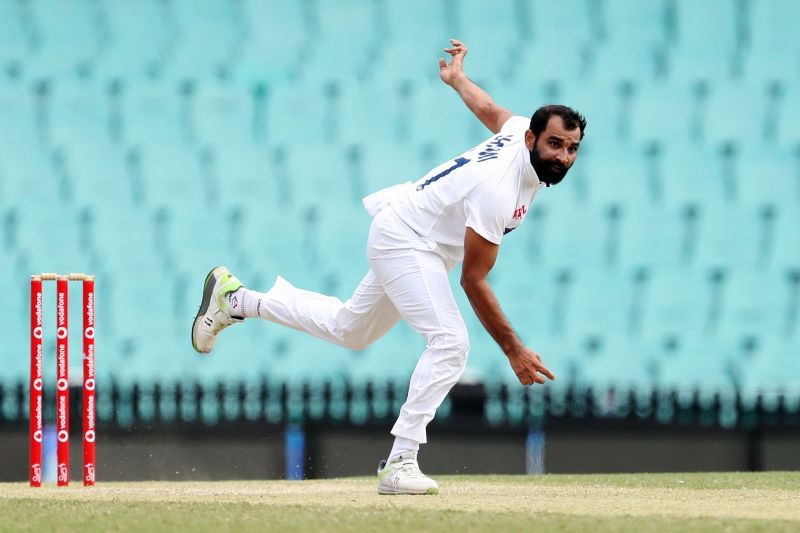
461, 227, 555, 386
439, 39, 513, 134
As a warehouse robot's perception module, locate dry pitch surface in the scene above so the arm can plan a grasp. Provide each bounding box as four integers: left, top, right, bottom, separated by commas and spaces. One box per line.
2, 472, 800, 532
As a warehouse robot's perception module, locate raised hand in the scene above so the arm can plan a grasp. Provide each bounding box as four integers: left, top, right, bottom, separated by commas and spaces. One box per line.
438, 38, 468, 87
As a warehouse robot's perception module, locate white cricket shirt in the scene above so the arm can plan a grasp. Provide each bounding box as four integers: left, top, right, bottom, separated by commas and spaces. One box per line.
362, 116, 544, 263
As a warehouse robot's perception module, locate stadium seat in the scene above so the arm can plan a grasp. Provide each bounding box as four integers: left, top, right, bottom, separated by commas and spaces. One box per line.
0, 0, 29, 68
693, 203, 766, 271
739, 338, 800, 411
717, 268, 790, 341
654, 336, 736, 407
776, 82, 800, 146
668, 0, 740, 83
233, 0, 309, 85
122, 79, 188, 147
0, 82, 39, 148
193, 82, 255, 147
25, 0, 99, 80
378, 0, 448, 84
591, 0, 670, 83
703, 81, 770, 145
743, 0, 800, 83
640, 268, 716, 341
166, 0, 240, 81
629, 81, 696, 143
299, 0, 378, 84
95, 0, 171, 80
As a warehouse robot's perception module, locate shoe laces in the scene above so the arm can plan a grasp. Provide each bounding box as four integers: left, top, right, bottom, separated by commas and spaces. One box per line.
396, 459, 427, 479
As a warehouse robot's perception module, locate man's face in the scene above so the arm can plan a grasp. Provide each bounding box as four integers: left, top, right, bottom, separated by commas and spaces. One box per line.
525, 116, 582, 186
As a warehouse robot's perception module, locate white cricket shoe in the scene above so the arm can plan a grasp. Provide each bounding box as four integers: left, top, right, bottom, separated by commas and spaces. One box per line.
191, 266, 244, 354
377, 452, 439, 495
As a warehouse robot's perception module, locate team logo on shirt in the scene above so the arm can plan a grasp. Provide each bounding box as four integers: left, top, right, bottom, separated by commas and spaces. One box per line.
505, 205, 528, 234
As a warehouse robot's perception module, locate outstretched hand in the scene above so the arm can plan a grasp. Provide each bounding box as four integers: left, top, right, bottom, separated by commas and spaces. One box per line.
507, 346, 556, 386
439, 38, 468, 87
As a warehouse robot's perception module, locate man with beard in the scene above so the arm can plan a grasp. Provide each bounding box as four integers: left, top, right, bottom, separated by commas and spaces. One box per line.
191, 39, 585, 494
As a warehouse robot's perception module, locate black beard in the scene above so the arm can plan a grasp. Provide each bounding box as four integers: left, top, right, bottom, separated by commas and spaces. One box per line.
530, 144, 568, 186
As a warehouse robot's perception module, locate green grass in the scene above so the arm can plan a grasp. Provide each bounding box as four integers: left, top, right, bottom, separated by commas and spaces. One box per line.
2, 473, 800, 532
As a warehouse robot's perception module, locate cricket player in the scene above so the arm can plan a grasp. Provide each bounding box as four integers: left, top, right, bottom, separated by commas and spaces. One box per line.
192, 39, 585, 494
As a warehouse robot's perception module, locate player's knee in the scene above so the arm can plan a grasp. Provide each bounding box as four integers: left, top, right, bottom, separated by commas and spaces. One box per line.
343, 336, 373, 351
337, 329, 375, 351
429, 330, 470, 361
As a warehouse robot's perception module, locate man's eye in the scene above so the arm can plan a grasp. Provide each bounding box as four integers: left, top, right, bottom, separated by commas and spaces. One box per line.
549, 141, 559, 147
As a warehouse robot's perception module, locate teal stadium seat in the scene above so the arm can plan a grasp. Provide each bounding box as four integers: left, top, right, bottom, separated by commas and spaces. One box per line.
739, 338, 800, 412
122, 79, 188, 147
703, 81, 771, 146
654, 336, 736, 408
744, 0, 800, 83
629, 81, 696, 143
516, 0, 594, 84
693, 204, 765, 271
640, 268, 715, 342
25, 0, 99, 80
95, 0, 171, 80
0, 0, 28, 68
658, 141, 728, 209
717, 269, 790, 342
735, 145, 799, 209
49, 77, 112, 147
193, 82, 255, 147
776, 82, 800, 146
450, 0, 519, 83
300, 0, 378, 84
380, 0, 448, 84
234, 0, 309, 85
0, 82, 39, 148
669, 0, 740, 82
592, 0, 669, 83
167, 0, 240, 81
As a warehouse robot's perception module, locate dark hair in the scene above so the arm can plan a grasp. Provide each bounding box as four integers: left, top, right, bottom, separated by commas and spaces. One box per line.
530, 105, 587, 140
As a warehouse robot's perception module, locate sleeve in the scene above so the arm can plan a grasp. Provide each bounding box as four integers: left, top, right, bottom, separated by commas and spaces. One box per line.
463, 180, 508, 245
500, 115, 530, 134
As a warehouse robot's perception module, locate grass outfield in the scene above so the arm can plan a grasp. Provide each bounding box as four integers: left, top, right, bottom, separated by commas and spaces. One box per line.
2, 473, 800, 532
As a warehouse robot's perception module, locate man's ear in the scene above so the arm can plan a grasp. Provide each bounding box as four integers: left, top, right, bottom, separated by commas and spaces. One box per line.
525, 129, 535, 149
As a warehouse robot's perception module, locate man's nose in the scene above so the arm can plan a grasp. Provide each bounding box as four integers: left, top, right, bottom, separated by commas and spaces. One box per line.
555, 151, 569, 165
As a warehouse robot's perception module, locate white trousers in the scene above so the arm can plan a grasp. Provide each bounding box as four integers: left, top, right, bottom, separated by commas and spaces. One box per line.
257, 207, 469, 443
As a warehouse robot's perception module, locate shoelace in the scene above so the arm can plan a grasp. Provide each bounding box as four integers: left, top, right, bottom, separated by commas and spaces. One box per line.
396, 460, 427, 479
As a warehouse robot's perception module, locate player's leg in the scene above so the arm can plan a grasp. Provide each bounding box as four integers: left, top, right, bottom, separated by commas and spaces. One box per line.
233, 270, 400, 349
367, 215, 469, 494
191, 265, 401, 354
371, 248, 468, 495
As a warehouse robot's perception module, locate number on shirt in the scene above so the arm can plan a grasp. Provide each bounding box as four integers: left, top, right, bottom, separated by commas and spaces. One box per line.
416, 157, 471, 191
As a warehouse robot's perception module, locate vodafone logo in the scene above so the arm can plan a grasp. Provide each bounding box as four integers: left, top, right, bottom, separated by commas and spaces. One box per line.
85, 378, 95, 391
85, 464, 95, 483
31, 464, 42, 483
57, 378, 69, 391
57, 430, 69, 443
84, 429, 96, 443
85, 326, 95, 339
33, 326, 43, 339
33, 378, 43, 391
58, 463, 68, 482
33, 429, 43, 443
56, 327, 68, 339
